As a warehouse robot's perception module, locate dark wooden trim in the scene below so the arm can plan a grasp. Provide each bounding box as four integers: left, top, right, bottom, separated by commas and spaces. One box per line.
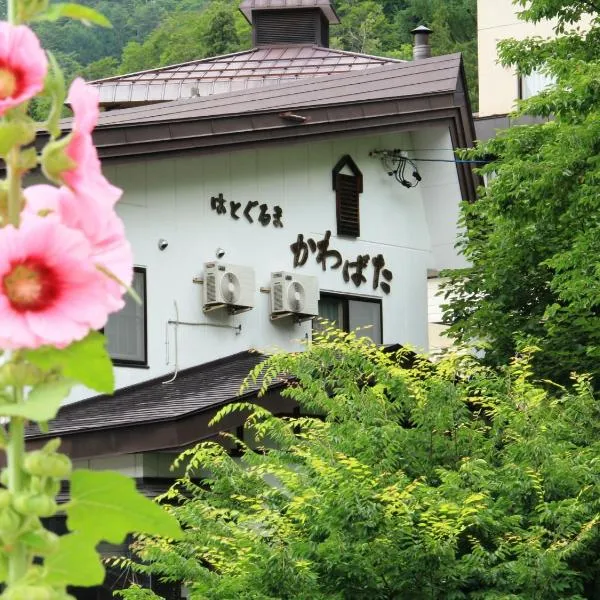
86, 110, 477, 205
332, 154, 363, 192
24, 388, 295, 460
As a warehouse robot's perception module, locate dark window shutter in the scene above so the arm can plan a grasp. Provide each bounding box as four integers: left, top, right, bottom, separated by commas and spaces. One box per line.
336, 173, 360, 237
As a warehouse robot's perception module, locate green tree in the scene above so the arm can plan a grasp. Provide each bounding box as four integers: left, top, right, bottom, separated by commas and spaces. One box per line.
442, 1, 600, 385
81, 56, 120, 81
119, 1, 249, 72
118, 331, 600, 599
331, 0, 478, 105
331, 0, 392, 54
202, 1, 241, 57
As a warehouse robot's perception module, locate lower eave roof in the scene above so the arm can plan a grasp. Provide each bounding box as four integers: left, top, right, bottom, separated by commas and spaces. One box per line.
26, 350, 274, 439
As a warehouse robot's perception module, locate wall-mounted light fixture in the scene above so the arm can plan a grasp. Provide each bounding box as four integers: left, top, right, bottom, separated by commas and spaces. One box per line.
370, 149, 422, 189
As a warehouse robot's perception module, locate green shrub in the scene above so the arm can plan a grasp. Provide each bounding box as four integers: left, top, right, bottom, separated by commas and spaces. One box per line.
119, 331, 600, 599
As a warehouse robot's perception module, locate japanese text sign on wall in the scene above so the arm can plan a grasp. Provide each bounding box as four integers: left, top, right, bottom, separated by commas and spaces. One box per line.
210, 193, 283, 228
290, 230, 393, 294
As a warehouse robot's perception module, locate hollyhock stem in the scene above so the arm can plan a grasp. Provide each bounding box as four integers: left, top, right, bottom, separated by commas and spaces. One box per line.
7, 0, 16, 24
7, 389, 27, 584
7, 147, 21, 226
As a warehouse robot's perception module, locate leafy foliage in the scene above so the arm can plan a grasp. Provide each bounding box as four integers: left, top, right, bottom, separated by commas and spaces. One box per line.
120, 331, 600, 599
442, 1, 600, 385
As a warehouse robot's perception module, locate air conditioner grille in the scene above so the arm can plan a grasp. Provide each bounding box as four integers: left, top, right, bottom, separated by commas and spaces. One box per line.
273, 282, 284, 312
206, 273, 217, 303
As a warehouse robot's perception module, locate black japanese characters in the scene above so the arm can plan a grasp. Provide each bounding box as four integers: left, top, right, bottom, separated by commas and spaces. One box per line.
291, 230, 392, 294
210, 194, 283, 228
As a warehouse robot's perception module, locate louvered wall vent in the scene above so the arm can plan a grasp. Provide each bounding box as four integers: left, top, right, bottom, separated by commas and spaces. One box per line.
254, 9, 328, 47
332, 155, 363, 238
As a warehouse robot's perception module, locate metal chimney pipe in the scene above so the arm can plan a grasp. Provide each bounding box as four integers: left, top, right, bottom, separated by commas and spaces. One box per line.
411, 25, 433, 60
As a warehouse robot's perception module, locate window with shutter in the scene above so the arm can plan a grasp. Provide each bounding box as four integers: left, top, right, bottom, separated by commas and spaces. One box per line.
332, 155, 363, 238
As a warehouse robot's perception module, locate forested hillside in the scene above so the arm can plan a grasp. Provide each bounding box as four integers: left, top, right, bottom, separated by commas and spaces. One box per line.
16, 0, 479, 106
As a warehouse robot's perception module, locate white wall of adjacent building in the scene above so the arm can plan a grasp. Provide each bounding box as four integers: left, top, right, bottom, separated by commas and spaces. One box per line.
477, 0, 592, 117
61, 126, 466, 402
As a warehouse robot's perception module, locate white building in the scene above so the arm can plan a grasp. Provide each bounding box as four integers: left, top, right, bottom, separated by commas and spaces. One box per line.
28, 0, 475, 507
476, 0, 591, 138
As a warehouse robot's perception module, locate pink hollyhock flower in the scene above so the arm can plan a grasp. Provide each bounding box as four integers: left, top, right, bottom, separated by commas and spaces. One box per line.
0, 24, 47, 115
0, 22, 48, 115
23, 185, 133, 311
0, 217, 114, 349
62, 78, 121, 206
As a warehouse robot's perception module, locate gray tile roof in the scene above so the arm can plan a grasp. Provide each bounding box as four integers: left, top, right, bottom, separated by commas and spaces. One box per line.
26, 351, 274, 438
93, 54, 461, 127
92, 45, 402, 107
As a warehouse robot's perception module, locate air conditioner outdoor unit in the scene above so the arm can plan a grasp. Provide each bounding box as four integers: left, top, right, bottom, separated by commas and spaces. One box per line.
203, 262, 255, 314
270, 271, 319, 321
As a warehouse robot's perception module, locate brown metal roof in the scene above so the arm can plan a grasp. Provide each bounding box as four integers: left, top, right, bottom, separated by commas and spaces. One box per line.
68, 53, 477, 201
93, 45, 401, 107
95, 54, 461, 126
239, 0, 340, 24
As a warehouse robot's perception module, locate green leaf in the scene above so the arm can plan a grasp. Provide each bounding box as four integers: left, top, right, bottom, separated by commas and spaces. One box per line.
17, 147, 38, 172
67, 470, 182, 544
43, 533, 105, 586
0, 380, 71, 422
24, 331, 114, 394
0, 122, 36, 157
42, 51, 67, 140
35, 3, 112, 27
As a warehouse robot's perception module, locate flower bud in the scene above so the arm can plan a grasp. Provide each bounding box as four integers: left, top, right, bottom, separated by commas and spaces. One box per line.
40, 136, 76, 185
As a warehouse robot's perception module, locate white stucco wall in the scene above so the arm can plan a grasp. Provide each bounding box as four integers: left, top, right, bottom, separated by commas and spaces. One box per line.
63, 127, 465, 402
412, 128, 468, 271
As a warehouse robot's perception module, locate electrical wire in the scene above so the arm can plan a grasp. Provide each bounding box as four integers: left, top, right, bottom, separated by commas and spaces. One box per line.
407, 157, 491, 164
369, 149, 492, 188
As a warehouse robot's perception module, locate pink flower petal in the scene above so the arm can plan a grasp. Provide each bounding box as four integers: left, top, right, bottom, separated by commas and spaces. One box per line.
0, 218, 117, 349
62, 78, 122, 206
22, 184, 133, 316
0, 24, 47, 116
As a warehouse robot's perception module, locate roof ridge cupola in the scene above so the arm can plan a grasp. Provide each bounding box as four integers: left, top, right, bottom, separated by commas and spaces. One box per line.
239, 0, 340, 48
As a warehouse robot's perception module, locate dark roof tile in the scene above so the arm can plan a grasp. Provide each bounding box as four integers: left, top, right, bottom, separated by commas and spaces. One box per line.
26, 351, 273, 439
